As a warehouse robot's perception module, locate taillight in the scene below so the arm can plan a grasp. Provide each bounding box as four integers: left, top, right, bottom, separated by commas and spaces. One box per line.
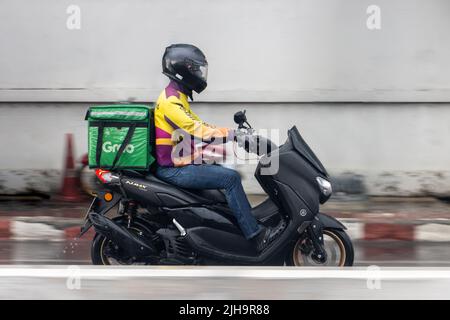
95, 169, 113, 183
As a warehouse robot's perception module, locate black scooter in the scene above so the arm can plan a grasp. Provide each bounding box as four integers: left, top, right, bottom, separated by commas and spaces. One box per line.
80, 111, 354, 266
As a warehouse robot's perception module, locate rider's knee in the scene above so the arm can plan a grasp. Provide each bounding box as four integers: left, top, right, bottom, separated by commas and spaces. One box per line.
225, 169, 241, 186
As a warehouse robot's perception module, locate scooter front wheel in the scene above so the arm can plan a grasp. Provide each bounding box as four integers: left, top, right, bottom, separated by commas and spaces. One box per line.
287, 228, 354, 267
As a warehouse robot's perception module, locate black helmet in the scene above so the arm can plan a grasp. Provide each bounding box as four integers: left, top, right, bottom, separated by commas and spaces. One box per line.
162, 44, 208, 94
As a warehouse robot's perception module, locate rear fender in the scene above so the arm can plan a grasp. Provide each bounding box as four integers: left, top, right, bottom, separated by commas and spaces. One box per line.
79, 190, 122, 237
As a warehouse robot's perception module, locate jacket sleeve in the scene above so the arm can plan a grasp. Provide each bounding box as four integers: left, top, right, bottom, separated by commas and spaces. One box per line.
163, 99, 233, 143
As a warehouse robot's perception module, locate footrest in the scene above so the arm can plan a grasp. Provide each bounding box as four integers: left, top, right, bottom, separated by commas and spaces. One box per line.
187, 227, 257, 257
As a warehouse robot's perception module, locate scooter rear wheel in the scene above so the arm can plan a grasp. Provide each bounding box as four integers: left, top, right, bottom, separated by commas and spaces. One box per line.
287, 228, 354, 267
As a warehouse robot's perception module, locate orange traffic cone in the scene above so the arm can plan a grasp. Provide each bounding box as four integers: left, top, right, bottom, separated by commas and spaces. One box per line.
60, 133, 82, 201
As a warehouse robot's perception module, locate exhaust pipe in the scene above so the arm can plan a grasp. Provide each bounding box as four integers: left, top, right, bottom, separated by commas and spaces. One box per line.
89, 212, 155, 257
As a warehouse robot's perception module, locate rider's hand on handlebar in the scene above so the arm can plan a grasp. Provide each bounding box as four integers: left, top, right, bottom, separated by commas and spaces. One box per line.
233, 129, 249, 146
233, 129, 259, 153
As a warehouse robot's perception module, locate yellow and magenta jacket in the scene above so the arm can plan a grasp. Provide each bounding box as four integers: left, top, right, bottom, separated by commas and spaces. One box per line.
154, 81, 233, 167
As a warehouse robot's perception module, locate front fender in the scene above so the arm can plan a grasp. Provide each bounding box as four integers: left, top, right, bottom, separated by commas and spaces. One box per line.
317, 212, 347, 230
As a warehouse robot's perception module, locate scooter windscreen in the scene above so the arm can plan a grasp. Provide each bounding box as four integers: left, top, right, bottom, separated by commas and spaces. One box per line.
288, 126, 328, 177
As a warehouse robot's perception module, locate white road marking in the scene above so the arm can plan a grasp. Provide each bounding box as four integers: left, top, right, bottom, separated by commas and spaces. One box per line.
416, 223, 450, 242
11, 221, 64, 241
342, 222, 363, 240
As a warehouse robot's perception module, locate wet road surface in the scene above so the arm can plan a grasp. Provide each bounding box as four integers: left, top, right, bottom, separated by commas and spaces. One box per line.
0, 239, 449, 266
1, 266, 450, 299
0, 240, 449, 299
0, 198, 449, 299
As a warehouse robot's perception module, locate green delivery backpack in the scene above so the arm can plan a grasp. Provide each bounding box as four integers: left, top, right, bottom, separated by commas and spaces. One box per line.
85, 104, 155, 170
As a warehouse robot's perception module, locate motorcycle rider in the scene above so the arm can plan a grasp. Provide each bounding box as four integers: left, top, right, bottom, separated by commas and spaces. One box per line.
154, 44, 276, 252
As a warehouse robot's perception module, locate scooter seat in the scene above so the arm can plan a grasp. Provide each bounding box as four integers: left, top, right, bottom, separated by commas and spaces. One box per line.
122, 170, 226, 203
187, 189, 227, 204
141, 172, 227, 205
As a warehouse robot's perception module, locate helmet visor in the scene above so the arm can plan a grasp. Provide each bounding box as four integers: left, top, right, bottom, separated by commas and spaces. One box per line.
199, 64, 208, 82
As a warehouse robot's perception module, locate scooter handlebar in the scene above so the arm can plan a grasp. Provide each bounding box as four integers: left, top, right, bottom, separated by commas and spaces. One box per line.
234, 129, 278, 156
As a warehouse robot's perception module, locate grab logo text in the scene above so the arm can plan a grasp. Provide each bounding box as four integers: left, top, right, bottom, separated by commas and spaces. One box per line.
102, 142, 135, 154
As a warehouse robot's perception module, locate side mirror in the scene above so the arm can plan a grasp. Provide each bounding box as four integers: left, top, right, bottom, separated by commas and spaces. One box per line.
234, 110, 248, 128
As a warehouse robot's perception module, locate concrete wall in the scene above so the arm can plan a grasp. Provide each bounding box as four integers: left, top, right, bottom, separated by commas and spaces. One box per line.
1, 102, 449, 197
1, 0, 450, 102
0, 0, 449, 196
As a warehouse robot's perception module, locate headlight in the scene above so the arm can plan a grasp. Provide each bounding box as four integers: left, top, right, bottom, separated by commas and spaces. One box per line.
316, 177, 332, 196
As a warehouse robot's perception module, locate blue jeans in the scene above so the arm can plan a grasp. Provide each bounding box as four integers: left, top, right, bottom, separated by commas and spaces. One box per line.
156, 164, 261, 239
